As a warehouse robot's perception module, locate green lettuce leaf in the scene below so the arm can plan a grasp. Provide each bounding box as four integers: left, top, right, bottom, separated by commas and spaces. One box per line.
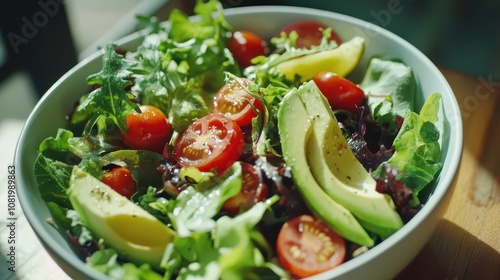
360, 57, 417, 127
374, 92, 443, 201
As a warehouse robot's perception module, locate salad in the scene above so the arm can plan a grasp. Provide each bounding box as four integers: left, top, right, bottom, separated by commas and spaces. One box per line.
33, 0, 444, 279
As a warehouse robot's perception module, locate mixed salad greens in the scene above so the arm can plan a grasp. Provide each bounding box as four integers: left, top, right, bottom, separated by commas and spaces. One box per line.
34, 0, 444, 279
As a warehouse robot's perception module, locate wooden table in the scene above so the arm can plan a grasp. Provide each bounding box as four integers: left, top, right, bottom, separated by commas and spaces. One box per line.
1, 68, 498, 279
396, 69, 500, 279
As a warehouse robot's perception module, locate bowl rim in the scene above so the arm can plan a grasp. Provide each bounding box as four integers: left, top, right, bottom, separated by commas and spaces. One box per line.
15, 4, 463, 280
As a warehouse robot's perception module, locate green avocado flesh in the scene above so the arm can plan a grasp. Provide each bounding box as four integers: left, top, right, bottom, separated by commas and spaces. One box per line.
67, 166, 176, 268
299, 81, 403, 236
277, 86, 373, 247
278, 81, 404, 246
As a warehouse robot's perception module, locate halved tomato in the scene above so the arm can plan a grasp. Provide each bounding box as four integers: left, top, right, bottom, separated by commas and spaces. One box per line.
222, 162, 268, 214
173, 113, 244, 173
279, 20, 342, 49
276, 215, 346, 278
211, 78, 263, 127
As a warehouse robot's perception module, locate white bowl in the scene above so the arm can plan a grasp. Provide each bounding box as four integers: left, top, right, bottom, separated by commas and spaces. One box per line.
15, 5, 463, 280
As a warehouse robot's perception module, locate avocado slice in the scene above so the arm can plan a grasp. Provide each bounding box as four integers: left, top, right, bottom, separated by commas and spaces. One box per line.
67, 166, 176, 268
298, 81, 403, 236
278, 87, 374, 247
275, 36, 365, 82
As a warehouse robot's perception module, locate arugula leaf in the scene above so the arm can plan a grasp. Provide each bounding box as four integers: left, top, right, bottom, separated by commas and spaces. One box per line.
373, 92, 443, 202
78, 43, 140, 135
360, 57, 417, 127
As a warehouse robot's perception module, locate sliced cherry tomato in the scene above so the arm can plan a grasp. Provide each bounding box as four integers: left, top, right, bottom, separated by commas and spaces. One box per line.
211, 78, 263, 127
228, 31, 268, 68
279, 20, 342, 49
222, 162, 268, 214
120, 105, 173, 154
276, 215, 346, 278
313, 71, 365, 113
173, 113, 244, 173
101, 167, 137, 199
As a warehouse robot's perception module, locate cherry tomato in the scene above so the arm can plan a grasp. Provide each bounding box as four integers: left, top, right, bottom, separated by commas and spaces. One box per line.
120, 105, 173, 154
211, 78, 263, 127
313, 71, 365, 113
222, 162, 268, 214
173, 113, 244, 173
101, 167, 137, 199
228, 31, 268, 68
279, 20, 342, 49
276, 215, 346, 278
